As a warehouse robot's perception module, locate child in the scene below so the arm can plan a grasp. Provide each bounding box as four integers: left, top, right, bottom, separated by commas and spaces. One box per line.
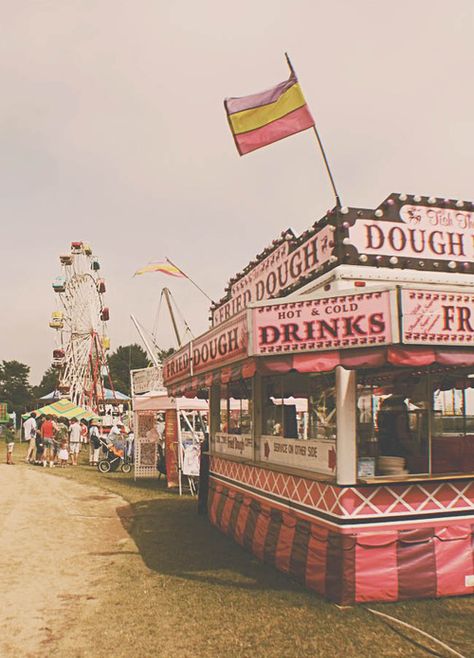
58, 439, 69, 468
4, 421, 16, 465
54, 420, 68, 465
35, 430, 44, 465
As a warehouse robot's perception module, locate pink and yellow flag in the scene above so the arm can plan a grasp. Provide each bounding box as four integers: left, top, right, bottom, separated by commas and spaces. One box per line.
134, 262, 186, 277
224, 70, 314, 155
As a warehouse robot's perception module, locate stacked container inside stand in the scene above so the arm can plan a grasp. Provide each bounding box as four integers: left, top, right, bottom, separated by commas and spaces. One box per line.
378, 456, 408, 476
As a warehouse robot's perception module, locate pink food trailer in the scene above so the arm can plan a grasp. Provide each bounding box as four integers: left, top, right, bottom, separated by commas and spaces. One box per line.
163, 193, 474, 604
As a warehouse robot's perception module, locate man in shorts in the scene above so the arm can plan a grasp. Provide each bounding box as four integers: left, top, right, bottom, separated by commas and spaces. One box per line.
69, 417, 81, 465
4, 421, 16, 464
24, 412, 37, 463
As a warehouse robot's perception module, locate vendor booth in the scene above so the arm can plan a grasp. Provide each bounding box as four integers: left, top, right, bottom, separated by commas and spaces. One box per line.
163, 193, 474, 604
133, 389, 208, 493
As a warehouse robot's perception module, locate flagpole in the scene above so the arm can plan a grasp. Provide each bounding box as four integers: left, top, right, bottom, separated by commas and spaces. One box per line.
311, 125, 342, 208
285, 52, 342, 209
165, 257, 214, 303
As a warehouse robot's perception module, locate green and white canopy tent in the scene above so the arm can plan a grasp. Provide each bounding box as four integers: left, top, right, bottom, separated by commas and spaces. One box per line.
22, 398, 99, 421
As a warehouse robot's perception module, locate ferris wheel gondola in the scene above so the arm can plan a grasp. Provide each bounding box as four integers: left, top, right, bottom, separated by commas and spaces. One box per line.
49, 241, 112, 411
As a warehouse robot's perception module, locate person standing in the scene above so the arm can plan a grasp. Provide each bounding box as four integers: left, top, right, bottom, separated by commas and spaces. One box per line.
4, 421, 16, 464
54, 419, 68, 463
69, 417, 81, 466
126, 430, 135, 463
58, 439, 69, 468
40, 415, 55, 467
80, 420, 89, 445
24, 412, 37, 463
89, 421, 101, 466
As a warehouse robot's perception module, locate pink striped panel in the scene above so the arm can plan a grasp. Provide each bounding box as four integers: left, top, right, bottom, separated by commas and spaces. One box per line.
275, 514, 296, 573
253, 507, 271, 561
434, 525, 474, 596
208, 484, 221, 526
234, 499, 251, 546
220, 493, 235, 534
355, 533, 398, 602
305, 526, 328, 596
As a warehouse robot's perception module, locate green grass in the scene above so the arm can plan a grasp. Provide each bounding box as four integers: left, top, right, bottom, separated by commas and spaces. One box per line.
13, 441, 474, 658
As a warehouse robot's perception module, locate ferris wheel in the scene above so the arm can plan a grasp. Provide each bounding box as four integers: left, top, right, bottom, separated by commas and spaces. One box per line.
49, 241, 112, 411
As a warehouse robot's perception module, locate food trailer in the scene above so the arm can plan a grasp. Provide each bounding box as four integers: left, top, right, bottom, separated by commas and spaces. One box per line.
163, 193, 474, 604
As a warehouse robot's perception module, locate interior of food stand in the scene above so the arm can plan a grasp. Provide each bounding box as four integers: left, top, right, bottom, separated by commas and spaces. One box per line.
207, 361, 474, 481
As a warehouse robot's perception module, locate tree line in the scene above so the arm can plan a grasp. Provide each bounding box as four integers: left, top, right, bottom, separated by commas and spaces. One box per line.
0, 343, 164, 418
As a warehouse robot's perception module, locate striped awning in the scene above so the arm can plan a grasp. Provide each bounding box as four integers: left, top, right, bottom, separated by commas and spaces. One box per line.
167, 359, 257, 398
165, 347, 474, 397
22, 398, 99, 421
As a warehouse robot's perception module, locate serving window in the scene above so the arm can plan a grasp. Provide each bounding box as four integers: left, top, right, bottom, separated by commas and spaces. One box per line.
357, 368, 474, 478
259, 372, 337, 477
262, 372, 336, 441
218, 380, 252, 435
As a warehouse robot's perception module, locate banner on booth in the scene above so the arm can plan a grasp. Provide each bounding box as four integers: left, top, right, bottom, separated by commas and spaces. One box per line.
164, 409, 180, 487
213, 432, 253, 459
212, 225, 335, 327
192, 311, 248, 375
253, 290, 396, 355
401, 289, 474, 345
164, 344, 192, 385
260, 435, 336, 475
347, 202, 474, 264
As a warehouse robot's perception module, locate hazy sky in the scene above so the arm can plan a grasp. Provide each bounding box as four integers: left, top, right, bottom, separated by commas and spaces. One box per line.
1, 0, 473, 383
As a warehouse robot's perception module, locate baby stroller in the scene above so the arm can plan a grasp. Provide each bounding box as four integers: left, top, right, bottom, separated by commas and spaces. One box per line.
97, 435, 132, 474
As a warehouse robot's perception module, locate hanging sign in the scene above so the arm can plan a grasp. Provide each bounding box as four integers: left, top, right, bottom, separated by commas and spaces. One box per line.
252, 290, 395, 354
131, 366, 164, 395
401, 289, 474, 345
212, 224, 335, 326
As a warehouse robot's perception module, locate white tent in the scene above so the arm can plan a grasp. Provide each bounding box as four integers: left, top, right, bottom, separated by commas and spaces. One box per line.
133, 390, 208, 412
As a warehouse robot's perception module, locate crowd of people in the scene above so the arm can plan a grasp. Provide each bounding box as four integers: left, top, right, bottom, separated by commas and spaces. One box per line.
20, 413, 133, 468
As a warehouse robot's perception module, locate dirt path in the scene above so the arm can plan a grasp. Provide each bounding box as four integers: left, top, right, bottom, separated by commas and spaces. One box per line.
0, 463, 137, 658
